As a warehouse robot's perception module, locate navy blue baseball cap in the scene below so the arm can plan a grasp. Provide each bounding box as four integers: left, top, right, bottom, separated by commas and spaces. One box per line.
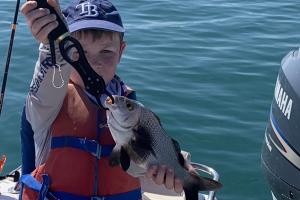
63, 0, 124, 33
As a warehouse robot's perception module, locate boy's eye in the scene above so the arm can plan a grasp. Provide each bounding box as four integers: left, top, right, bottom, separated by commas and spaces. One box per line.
102, 50, 113, 54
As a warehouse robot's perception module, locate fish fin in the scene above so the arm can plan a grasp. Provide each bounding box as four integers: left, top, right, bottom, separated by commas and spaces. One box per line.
109, 145, 122, 167
110, 145, 132, 171
183, 171, 222, 200
131, 125, 156, 161
171, 138, 185, 167
150, 110, 162, 126
172, 138, 182, 153
177, 149, 185, 168
119, 146, 131, 171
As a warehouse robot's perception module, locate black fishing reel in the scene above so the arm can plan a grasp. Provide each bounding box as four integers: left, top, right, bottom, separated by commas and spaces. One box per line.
36, 0, 114, 106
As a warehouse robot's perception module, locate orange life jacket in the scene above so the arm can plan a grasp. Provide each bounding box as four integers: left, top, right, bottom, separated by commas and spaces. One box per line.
22, 83, 141, 200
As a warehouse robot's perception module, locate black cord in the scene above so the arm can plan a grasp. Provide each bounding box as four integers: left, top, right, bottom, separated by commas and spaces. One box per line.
49, 39, 56, 66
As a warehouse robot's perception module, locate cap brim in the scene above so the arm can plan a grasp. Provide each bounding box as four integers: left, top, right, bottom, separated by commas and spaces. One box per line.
69, 20, 125, 33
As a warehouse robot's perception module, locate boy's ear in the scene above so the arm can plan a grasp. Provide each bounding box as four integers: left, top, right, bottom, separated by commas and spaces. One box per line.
118, 41, 126, 63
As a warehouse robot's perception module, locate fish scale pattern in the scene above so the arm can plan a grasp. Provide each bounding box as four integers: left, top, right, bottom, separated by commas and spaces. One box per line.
140, 108, 188, 181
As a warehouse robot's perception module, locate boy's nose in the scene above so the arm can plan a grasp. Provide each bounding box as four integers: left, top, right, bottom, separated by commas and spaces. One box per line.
87, 55, 102, 66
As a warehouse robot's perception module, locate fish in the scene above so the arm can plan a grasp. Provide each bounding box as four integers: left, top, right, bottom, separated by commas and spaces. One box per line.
105, 95, 222, 200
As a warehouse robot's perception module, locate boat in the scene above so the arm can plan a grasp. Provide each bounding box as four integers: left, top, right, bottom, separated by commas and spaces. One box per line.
0, 162, 220, 200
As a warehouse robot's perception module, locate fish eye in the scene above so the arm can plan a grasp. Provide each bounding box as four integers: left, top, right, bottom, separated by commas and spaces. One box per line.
126, 102, 134, 111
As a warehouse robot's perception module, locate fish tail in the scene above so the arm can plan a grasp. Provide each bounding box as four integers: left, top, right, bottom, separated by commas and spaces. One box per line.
183, 171, 222, 200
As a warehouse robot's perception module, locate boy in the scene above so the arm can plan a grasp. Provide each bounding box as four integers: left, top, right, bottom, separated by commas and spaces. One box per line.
20, 0, 185, 199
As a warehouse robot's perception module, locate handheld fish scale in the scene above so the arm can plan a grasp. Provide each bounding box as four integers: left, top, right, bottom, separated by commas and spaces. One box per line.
34, 0, 114, 106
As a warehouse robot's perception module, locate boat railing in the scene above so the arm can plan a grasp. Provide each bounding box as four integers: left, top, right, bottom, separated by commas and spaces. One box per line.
191, 162, 220, 200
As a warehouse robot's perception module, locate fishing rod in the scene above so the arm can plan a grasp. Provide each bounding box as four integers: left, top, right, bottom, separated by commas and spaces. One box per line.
0, 0, 21, 116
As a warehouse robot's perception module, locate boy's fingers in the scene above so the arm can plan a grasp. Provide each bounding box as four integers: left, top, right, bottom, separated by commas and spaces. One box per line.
174, 178, 183, 194
154, 165, 167, 185
47, 0, 61, 14
20, 1, 37, 15
165, 168, 175, 190
31, 14, 57, 36
146, 165, 158, 179
35, 21, 58, 43
26, 8, 50, 28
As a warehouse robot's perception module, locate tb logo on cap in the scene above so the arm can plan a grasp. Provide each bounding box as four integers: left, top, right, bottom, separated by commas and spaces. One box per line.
76, 2, 99, 17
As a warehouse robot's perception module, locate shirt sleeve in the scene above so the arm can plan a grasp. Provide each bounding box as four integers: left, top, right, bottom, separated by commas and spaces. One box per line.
25, 43, 73, 165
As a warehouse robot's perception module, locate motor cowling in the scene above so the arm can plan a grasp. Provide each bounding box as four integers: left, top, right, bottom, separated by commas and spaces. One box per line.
262, 49, 300, 200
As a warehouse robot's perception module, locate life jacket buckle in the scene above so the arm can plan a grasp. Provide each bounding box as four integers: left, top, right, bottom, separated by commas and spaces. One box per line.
91, 141, 102, 159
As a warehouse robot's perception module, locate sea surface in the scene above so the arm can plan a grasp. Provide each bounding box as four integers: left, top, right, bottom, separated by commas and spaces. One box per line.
1, 1, 300, 199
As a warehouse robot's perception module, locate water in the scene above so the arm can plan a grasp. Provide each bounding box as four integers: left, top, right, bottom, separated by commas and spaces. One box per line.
1, 0, 300, 199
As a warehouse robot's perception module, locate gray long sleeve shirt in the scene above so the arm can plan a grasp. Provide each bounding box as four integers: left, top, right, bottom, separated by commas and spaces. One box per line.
25, 43, 72, 167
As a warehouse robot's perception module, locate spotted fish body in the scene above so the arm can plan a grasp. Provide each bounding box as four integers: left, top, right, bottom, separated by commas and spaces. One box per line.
105, 95, 222, 200
137, 108, 188, 180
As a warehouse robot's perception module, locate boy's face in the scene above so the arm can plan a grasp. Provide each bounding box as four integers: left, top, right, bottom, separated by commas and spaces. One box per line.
72, 32, 125, 85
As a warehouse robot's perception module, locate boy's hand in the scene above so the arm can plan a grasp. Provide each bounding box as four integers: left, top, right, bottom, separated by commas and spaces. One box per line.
146, 151, 197, 194
146, 165, 184, 193
21, 0, 61, 44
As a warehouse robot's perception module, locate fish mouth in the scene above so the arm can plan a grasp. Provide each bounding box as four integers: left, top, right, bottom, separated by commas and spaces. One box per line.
105, 100, 115, 110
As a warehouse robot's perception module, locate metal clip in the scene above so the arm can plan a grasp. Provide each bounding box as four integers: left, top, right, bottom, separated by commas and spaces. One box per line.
99, 123, 107, 129
52, 64, 65, 89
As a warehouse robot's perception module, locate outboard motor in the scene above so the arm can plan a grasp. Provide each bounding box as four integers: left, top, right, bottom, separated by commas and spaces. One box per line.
262, 50, 300, 200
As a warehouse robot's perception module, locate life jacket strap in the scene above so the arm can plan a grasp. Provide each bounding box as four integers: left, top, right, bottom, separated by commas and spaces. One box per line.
53, 188, 142, 200
21, 174, 42, 192
38, 174, 50, 200
51, 136, 114, 159
21, 174, 141, 200
21, 174, 57, 200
